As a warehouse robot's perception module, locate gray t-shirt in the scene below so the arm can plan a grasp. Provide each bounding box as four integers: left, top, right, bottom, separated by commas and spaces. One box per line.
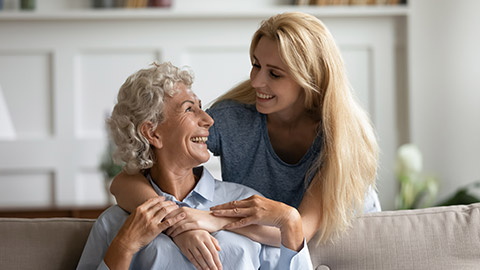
206, 100, 322, 208
206, 100, 381, 212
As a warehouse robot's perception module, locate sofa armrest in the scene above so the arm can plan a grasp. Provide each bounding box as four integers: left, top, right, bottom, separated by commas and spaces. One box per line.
308, 203, 480, 270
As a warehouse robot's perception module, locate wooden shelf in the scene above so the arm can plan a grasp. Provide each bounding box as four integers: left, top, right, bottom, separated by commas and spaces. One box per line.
0, 206, 109, 219
0, 5, 409, 21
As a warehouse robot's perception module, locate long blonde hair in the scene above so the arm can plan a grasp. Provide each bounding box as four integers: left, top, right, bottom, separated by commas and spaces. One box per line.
213, 12, 379, 243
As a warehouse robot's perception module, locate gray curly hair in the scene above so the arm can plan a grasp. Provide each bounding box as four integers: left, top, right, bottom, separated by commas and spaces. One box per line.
107, 62, 194, 174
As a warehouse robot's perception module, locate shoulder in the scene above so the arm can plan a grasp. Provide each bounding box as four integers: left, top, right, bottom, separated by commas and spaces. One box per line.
94, 205, 129, 230
207, 100, 261, 133
207, 100, 258, 118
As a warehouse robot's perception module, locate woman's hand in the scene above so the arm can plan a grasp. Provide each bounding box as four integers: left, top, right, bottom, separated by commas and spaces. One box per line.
172, 230, 222, 270
210, 195, 304, 251
210, 195, 294, 229
105, 197, 186, 270
164, 207, 237, 237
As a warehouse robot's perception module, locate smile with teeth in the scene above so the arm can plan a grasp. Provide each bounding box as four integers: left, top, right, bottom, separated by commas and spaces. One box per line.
190, 136, 208, 144
256, 92, 274, 100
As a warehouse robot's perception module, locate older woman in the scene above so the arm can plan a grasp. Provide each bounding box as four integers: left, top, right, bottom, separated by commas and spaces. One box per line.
76, 62, 312, 270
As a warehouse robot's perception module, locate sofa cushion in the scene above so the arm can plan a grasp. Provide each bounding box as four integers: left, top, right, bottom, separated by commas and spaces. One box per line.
0, 217, 94, 270
308, 203, 480, 270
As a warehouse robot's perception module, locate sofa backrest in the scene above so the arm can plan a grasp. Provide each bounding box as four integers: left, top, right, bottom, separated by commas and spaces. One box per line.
0, 217, 94, 270
1, 203, 479, 270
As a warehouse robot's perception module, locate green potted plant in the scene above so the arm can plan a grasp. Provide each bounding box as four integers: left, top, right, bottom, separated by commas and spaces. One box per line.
395, 144, 439, 209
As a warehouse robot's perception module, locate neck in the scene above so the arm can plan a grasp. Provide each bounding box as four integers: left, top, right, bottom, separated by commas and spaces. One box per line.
149, 164, 197, 202
268, 108, 317, 130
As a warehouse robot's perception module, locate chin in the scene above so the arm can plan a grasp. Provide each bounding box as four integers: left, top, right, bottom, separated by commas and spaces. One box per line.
191, 151, 210, 166
198, 155, 210, 164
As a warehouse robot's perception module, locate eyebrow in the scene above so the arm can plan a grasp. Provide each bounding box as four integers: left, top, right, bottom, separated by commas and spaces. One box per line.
181, 100, 195, 106
181, 99, 202, 108
252, 55, 286, 72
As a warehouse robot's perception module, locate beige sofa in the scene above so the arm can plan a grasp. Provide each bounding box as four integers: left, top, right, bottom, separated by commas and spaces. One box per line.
1, 203, 479, 270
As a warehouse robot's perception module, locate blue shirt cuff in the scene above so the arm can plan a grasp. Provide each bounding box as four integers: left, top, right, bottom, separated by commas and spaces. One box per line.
277, 238, 313, 270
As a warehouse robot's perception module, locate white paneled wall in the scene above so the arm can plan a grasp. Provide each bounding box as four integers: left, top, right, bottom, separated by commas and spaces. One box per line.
0, 8, 407, 209
409, 0, 480, 201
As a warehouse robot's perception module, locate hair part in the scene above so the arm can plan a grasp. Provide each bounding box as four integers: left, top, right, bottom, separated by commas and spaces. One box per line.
214, 12, 379, 243
107, 62, 194, 174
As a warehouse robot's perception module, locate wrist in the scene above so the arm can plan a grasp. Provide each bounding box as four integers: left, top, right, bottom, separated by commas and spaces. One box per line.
279, 208, 304, 251
109, 236, 137, 258
208, 211, 238, 231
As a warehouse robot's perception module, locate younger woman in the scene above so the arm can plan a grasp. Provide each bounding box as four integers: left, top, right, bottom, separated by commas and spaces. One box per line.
111, 12, 380, 269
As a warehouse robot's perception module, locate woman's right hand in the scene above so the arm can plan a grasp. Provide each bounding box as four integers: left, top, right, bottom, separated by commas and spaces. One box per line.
106, 197, 185, 263
172, 230, 222, 270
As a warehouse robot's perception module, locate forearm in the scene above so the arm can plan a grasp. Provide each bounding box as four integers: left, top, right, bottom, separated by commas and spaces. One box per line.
103, 238, 135, 270
110, 171, 158, 213
203, 212, 282, 247
298, 184, 323, 242
229, 225, 281, 247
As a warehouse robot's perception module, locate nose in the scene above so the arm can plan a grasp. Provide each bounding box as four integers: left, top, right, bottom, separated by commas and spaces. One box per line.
200, 110, 214, 129
250, 68, 266, 89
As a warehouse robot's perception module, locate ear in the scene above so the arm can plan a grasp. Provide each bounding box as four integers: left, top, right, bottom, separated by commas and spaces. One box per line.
140, 121, 163, 149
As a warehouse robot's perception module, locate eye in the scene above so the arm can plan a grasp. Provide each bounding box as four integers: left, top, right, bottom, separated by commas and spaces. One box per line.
270, 70, 281, 78
185, 106, 193, 112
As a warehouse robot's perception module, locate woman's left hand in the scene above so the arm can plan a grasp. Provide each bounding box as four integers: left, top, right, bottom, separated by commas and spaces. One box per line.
210, 195, 296, 230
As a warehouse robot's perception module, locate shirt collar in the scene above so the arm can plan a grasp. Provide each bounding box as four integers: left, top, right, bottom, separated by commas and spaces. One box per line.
146, 166, 216, 207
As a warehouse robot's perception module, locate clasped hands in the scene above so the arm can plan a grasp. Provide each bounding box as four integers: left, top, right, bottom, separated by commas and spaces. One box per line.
116, 195, 300, 270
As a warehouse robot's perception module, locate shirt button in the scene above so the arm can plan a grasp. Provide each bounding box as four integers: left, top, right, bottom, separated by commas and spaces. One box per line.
316, 265, 330, 270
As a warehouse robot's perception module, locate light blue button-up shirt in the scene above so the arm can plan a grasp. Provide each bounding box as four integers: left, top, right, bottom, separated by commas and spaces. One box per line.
77, 167, 313, 270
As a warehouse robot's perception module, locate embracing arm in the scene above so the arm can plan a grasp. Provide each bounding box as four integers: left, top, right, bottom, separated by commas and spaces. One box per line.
297, 184, 322, 242
111, 171, 281, 247
110, 171, 158, 213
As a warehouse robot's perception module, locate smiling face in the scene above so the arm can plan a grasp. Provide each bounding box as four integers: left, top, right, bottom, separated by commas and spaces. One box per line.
153, 83, 214, 168
250, 37, 305, 118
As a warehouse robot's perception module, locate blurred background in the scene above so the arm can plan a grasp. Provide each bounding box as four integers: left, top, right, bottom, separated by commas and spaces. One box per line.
0, 0, 478, 215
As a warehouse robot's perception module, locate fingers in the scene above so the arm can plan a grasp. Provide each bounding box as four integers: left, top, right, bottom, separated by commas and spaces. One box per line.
207, 236, 222, 269
211, 236, 221, 251
190, 247, 210, 270
157, 210, 186, 232
135, 197, 185, 232
191, 241, 222, 270
135, 196, 166, 212
222, 217, 252, 230
210, 199, 248, 210
211, 207, 253, 218
166, 222, 193, 237
186, 249, 203, 270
